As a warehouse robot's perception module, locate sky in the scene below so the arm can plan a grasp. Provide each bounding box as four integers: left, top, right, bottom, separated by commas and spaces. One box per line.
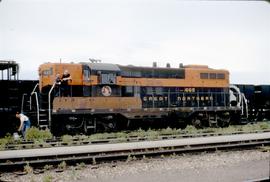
0, 0, 270, 84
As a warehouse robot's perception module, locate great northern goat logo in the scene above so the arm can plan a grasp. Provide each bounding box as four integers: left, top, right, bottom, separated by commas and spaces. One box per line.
101, 86, 112, 96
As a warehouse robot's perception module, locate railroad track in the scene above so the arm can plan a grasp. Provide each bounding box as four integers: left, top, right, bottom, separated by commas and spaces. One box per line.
1, 132, 270, 172
4, 129, 270, 150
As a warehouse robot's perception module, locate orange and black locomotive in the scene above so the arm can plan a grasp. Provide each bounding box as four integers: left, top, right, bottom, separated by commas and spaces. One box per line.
30, 62, 242, 134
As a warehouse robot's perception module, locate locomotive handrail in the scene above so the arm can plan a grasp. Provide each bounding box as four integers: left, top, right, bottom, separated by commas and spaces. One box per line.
48, 82, 56, 129
30, 83, 39, 110
31, 83, 39, 95
21, 93, 27, 113
33, 92, 40, 126
241, 93, 248, 118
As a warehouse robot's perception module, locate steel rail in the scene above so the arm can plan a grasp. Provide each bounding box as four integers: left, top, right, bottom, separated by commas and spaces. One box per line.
0, 132, 270, 171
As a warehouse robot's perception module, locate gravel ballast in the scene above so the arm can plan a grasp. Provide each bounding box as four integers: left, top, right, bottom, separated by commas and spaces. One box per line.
1, 149, 269, 182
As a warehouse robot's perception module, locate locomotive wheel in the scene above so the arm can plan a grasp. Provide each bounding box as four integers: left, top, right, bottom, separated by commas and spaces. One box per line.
217, 113, 230, 128
192, 118, 203, 129
217, 118, 230, 127
97, 120, 117, 132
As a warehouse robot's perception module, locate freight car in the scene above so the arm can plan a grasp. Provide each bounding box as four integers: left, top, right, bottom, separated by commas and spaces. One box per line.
236, 84, 270, 122
0, 61, 38, 137
22, 62, 245, 134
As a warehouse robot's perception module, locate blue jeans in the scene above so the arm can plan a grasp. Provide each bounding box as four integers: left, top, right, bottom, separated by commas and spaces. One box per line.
22, 120, 31, 139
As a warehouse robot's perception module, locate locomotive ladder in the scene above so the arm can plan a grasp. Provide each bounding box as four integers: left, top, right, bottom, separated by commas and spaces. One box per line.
38, 109, 49, 130
29, 83, 49, 130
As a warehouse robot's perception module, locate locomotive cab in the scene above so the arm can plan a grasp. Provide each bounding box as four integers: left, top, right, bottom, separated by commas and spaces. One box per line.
38, 62, 83, 96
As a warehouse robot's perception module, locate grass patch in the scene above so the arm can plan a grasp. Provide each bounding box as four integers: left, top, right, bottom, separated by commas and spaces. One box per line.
43, 174, 53, 182
24, 163, 33, 174
76, 162, 86, 170
258, 122, 270, 130
0, 138, 8, 150
183, 125, 198, 134
85, 122, 270, 143
25, 127, 53, 141
58, 161, 67, 170
146, 129, 159, 140
0, 133, 19, 150
44, 164, 53, 171
61, 135, 73, 144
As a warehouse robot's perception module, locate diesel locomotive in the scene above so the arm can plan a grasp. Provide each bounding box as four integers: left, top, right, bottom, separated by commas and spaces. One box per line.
23, 61, 245, 134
